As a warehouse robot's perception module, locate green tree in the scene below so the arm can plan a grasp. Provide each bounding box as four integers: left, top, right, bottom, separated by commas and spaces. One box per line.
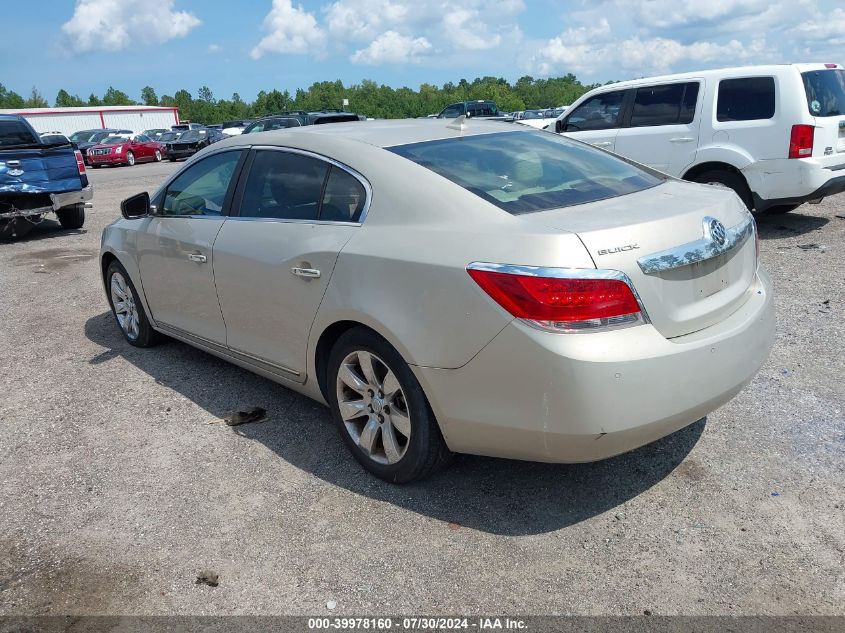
24, 87, 49, 108
0, 83, 25, 108
55, 89, 85, 107
141, 85, 159, 106
101, 86, 135, 106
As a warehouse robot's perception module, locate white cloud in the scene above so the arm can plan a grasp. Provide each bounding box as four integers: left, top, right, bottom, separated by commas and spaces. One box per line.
792, 7, 845, 46
350, 31, 432, 65
325, 0, 409, 41
61, 0, 200, 53
442, 9, 501, 50
207, 43, 222, 53
250, 0, 326, 59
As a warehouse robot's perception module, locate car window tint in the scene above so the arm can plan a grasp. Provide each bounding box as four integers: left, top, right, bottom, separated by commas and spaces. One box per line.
565, 91, 625, 131
441, 105, 464, 118
679, 82, 700, 124
135, 134, 151, 142
802, 69, 845, 117
0, 120, 38, 146
630, 83, 689, 127
390, 130, 663, 215
239, 150, 329, 220
320, 167, 366, 222
161, 151, 241, 217
717, 77, 775, 121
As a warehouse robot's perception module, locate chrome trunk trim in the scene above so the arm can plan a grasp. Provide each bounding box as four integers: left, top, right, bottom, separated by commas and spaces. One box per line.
637, 215, 754, 275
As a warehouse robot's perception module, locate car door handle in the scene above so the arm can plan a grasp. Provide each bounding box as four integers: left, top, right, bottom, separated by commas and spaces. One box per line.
592, 141, 613, 147
291, 267, 321, 279
669, 137, 695, 143
188, 253, 207, 263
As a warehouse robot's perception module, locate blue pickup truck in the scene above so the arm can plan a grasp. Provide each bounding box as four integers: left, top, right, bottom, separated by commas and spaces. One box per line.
0, 114, 93, 240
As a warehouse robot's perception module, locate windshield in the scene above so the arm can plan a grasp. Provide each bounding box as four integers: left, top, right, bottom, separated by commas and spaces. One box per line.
0, 120, 39, 147
522, 111, 543, 120
180, 131, 200, 141
101, 136, 129, 145
70, 131, 96, 143
802, 69, 845, 117
389, 130, 663, 215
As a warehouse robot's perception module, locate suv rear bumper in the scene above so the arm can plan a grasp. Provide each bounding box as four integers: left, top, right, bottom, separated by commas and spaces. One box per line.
0, 186, 92, 219
744, 159, 845, 210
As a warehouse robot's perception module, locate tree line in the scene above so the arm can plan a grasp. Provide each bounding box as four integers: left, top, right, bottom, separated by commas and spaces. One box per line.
0, 75, 601, 123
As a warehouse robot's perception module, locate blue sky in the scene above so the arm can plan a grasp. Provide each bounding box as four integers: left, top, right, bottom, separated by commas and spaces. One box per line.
3, 0, 844, 104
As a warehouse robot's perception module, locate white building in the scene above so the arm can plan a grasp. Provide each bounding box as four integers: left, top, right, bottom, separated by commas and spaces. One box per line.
0, 105, 180, 136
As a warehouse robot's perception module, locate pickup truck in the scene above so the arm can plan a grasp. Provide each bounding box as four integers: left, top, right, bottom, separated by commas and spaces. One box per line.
0, 114, 93, 240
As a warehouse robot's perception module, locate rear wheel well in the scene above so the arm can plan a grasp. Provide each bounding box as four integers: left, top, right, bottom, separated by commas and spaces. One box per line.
682, 162, 753, 209
315, 321, 379, 401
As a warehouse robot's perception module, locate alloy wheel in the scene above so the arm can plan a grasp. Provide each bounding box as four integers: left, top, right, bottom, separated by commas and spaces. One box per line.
335, 350, 411, 464
154, 150, 162, 162
126, 152, 135, 166
110, 272, 140, 340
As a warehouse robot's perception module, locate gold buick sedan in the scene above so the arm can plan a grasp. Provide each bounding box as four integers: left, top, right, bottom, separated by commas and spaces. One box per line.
100, 119, 775, 482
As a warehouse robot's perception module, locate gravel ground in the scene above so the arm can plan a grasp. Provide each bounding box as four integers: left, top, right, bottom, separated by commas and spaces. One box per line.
0, 161, 842, 617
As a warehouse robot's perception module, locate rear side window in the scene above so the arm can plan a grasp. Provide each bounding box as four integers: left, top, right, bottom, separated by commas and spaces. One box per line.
564, 90, 625, 132
630, 82, 700, 127
239, 150, 329, 221
0, 120, 38, 147
320, 167, 366, 222
717, 77, 776, 121
802, 69, 845, 117
390, 130, 663, 215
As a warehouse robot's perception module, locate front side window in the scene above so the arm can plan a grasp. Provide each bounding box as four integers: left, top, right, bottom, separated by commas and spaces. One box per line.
161, 151, 242, 217
239, 151, 330, 220
564, 91, 625, 132
440, 104, 465, 118
802, 69, 845, 117
717, 77, 776, 122
630, 82, 700, 127
390, 130, 663, 215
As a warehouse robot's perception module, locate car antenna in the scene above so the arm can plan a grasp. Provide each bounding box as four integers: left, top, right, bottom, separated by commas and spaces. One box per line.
447, 115, 467, 136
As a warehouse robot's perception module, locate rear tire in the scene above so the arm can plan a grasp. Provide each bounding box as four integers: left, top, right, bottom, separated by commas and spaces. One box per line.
764, 204, 800, 215
689, 169, 753, 210
327, 327, 452, 483
57, 203, 85, 230
105, 260, 163, 347
154, 149, 162, 162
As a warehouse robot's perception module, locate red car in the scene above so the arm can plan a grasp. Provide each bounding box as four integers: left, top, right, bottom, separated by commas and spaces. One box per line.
88, 134, 165, 167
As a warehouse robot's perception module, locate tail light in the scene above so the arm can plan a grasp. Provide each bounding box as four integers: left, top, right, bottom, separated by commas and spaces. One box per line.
73, 150, 86, 174
467, 263, 647, 333
789, 124, 814, 159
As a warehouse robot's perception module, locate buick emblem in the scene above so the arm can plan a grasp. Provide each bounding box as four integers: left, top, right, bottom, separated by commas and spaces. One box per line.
8, 168, 24, 177
708, 218, 727, 246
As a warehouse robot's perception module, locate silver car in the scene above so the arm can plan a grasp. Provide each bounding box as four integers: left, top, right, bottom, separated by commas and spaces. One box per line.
101, 120, 775, 482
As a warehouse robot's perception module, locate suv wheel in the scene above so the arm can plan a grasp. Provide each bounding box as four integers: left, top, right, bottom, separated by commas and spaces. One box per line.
690, 170, 753, 210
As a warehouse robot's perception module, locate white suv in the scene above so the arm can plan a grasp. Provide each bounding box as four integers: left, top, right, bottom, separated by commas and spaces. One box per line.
553, 63, 845, 214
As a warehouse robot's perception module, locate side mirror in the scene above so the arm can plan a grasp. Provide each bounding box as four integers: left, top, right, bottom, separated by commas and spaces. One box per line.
121, 192, 150, 219
556, 120, 564, 133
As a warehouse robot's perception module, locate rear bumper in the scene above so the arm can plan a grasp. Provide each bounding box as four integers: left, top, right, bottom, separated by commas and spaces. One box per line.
415, 270, 775, 463
0, 186, 92, 219
744, 159, 845, 210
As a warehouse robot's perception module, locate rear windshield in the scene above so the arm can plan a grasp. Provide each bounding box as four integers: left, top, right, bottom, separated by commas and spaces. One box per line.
0, 120, 38, 147
389, 130, 663, 214
802, 69, 845, 117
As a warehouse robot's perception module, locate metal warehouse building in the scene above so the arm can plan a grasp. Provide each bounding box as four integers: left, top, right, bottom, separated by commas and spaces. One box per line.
0, 105, 180, 136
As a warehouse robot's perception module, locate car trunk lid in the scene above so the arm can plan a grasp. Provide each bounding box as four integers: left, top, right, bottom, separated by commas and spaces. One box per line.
519, 180, 757, 339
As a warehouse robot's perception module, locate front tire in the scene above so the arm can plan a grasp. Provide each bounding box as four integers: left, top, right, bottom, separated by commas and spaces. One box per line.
689, 169, 753, 210
125, 151, 135, 166
328, 327, 451, 483
105, 260, 163, 347
56, 203, 85, 230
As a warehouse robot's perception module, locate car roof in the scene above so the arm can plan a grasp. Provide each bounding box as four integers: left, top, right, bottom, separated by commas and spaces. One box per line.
229, 118, 521, 149
583, 62, 842, 92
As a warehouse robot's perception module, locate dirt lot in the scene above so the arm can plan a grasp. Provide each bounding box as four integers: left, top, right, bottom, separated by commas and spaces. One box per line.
0, 160, 842, 617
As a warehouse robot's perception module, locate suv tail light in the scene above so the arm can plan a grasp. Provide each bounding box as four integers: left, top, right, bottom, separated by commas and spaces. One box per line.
789, 124, 814, 159
467, 264, 647, 333
74, 150, 86, 174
